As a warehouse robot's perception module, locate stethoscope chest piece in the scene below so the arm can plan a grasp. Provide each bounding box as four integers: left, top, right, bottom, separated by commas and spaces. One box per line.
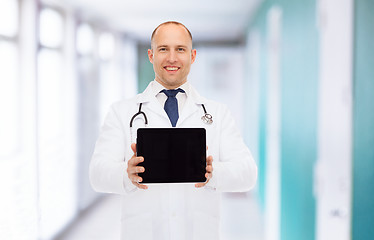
202, 113, 213, 125
200, 104, 213, 125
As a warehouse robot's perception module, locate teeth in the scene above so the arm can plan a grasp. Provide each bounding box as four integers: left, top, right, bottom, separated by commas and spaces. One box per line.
166, 67, 178, 71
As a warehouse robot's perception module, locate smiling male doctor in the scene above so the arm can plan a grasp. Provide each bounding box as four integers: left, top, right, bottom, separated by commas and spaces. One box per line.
90, 21, 257, 240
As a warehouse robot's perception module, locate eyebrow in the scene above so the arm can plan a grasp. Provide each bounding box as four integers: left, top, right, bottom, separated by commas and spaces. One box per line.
157, 45, 188, 49
157, 45, 168, 49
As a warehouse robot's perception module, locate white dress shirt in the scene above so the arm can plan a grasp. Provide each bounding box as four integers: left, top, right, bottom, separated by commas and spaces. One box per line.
151, 80, 189, 113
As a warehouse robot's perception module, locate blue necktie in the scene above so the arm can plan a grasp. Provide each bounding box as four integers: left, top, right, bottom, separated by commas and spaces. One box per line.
161, 88, 185, 127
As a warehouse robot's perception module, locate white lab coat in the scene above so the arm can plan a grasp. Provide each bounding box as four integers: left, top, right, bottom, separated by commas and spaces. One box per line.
89, 81, 257, 240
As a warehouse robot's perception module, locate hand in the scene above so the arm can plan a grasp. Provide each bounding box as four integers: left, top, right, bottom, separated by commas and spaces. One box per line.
127, 143, 148, 190
195, 155, 213, 188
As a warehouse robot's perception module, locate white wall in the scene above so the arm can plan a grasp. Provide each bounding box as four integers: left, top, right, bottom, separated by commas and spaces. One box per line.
315, 0, 354, 239
264, 6, 282, 240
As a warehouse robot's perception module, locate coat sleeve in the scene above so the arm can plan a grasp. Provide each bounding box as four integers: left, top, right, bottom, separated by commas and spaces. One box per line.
206, 104, 257, 192
89, 103, 137, 195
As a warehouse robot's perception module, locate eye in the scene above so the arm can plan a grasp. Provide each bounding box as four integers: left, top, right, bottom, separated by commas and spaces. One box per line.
177, 48, 185, 52
159, 48, 167, 52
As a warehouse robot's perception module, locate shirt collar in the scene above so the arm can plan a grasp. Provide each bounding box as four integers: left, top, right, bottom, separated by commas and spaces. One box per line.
152, 80, 190, 97
137, 80, 205, 104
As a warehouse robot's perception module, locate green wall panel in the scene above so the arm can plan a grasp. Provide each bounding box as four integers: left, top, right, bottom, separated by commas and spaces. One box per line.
137, 45, 154, 93
247, 0, 273, 211
280, 1, 318, 239
258, 37, 268, 211
352, 0, 374, 239
246, 0, 318, 239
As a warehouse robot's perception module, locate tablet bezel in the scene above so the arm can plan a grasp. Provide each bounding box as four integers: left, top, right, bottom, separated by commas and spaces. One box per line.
136, 128, 206, 184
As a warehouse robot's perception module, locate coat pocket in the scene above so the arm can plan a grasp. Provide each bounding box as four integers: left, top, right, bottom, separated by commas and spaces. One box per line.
121, 212, 153, 240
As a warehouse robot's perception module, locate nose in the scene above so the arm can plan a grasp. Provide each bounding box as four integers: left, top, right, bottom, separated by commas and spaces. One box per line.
167, 49, 177, 63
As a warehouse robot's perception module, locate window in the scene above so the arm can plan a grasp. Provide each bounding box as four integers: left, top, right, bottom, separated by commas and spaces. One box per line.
77, 23, 95, 56
39, 8, 63, 48
37, 7, 78, 239
0, 0, 19, 37
75, 22, 101, 210
0, 41, 19, 156
98, 31, 123, 123
98, 32, 115, 60
0, 1, 39, 239
0, 0, 20, 157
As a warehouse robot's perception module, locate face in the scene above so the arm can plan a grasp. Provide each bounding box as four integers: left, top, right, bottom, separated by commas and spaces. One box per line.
148, 24, 196, 89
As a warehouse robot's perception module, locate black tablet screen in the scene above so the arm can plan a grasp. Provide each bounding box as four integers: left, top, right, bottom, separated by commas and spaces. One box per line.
136, 128, 206, 184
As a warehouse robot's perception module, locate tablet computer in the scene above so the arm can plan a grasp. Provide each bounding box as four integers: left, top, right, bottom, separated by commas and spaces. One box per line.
136, 128, 206, 184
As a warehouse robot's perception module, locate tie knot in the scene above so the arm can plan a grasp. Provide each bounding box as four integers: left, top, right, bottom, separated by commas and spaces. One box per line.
161, 88, 185, 98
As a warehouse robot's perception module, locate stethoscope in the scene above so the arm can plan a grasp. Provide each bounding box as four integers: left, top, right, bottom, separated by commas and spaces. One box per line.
130, 102, 213, 128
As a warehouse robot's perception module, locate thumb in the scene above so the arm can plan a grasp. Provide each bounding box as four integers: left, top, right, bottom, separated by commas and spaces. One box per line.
131, 143, 137, 155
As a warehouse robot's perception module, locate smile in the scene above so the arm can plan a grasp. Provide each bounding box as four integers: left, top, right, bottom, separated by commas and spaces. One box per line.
164, 66, 180, 71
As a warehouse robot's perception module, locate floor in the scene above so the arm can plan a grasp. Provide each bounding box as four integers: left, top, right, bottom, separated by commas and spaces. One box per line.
55, 192, 264, 240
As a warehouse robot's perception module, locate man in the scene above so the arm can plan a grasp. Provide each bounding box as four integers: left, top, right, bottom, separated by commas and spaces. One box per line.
90, 21, 257, 240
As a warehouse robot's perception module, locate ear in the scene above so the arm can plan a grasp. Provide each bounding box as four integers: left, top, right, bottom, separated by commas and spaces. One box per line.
191, 49, 197, 64
148, 49, 154, 64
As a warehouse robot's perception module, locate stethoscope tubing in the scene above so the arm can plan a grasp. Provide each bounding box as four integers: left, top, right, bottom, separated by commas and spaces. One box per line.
129, 103, 212, 128
130, 103, 148, 127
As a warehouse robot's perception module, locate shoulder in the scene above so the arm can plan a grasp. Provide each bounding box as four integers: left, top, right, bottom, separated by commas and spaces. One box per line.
204, 98, 226, 111
205, 100, 231, 123
188, 84, 227, 111
110, 94, 140, 115
191, 89, 228, 115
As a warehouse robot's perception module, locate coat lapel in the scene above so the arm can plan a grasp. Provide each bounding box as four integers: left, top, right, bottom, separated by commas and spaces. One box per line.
136, 82, 169, 121
177, 84, 207, 126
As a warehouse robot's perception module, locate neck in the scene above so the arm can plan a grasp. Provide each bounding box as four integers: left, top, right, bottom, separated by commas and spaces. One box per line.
156, 79, 187, 90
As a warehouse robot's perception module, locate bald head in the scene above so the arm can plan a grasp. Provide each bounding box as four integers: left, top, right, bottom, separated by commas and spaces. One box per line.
151, 21, 193, 49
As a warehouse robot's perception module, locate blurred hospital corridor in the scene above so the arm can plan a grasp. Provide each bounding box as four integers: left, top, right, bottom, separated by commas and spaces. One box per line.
1, 0, 374, 239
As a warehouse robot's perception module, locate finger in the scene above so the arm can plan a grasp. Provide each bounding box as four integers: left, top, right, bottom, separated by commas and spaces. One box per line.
134, 157, 144, 165
206, 165, 213, 173
206, 155, 213, 164
137, 183, 148, 190
130, 175, 147, 186
131, 143, 137, 155
128, 156, 144, 167
205, 172, 212, 179
195, 182, 205, 188
133, 177, 148, 190
133, 181, 148, 190
195, 178, 210, 188
130, 175, 142, 183
128, 166, 145, 174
